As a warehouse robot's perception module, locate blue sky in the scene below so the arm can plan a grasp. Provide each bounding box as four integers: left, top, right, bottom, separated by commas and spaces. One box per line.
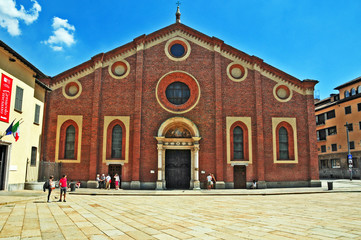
1, 0, 361, 99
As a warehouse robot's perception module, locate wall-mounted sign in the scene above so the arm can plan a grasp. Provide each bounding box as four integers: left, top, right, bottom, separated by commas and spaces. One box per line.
0, 74, 13, 123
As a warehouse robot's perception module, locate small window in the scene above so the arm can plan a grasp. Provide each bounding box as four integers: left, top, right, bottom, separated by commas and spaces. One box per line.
359, 121, 361, 130
358, 103, 361, 112
345, 106, 351, 115
326, 110, 335, 119
317, 129, 327, 141
321, 145, 326, 153
331, 159, 340, 168
347, 123, 353, 132
350, 141, 355, 149
358, 86, 361, 94
30, 147, 37, 166
15, 86, 24, 112
344, 90, 350, 98
320, 160, 328, 169
327, 126, 337, 136
34, 104, 40, 124
351, 88, 356, 96
316, 114, 325, 125
331, 144, 337, 152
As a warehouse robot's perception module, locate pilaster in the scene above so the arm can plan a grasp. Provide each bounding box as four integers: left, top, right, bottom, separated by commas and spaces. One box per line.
254, 61, 265, 183
213, 38, 224, 182
89, 53, 104, 179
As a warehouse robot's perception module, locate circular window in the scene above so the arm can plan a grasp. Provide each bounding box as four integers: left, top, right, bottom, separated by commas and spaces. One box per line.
166, 82, 190, 105
170, 44, 185, 58
108, 60, 130, 79
156, 71, 200, 114
273, 84, 292, 102
63, 81, 82, 99
165, 37, 191, 62
227, 63, 248, 82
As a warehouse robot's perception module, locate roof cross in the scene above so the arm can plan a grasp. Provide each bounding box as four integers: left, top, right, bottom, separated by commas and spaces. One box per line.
176, 1, 181, 7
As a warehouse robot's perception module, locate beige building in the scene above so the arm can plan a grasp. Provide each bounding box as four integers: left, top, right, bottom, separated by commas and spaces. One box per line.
315, 76, 361, 179
0, 41, 50, 190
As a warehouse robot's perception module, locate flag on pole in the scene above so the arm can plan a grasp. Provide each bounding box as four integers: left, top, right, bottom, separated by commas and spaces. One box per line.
11, 120, 20, 142
5, 119, 15, 135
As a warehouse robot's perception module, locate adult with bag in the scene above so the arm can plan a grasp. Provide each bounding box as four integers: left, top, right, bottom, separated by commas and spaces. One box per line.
43, 175, 55, 203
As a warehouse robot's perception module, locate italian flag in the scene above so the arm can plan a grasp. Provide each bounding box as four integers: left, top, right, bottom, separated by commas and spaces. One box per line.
11, 121, 20, 142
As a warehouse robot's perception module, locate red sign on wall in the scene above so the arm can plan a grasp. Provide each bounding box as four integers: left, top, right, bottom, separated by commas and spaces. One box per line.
0, 74, 13, 123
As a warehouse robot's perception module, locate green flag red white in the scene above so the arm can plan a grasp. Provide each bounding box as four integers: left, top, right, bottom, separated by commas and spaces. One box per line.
11, 120, 20, 141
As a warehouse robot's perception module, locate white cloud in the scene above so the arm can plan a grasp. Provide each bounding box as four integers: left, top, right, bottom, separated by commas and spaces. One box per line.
42, 17, 76, 51
0, 0, 41, 36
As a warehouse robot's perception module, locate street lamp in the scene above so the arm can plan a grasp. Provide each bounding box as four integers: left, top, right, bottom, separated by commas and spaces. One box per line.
344, 122, 352, 181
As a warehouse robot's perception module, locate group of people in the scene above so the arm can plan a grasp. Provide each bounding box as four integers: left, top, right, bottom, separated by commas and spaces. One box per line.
43, 175, 68, 203
96, 173, 120, 190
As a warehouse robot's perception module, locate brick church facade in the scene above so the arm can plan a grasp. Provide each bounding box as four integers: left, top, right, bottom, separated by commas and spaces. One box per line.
41, 14, 320, 189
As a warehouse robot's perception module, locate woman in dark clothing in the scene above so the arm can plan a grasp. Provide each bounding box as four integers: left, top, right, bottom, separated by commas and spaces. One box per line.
43, 175, 54, 202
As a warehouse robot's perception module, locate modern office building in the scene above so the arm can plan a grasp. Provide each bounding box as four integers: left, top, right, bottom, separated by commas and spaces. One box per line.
315, 76, 361, 179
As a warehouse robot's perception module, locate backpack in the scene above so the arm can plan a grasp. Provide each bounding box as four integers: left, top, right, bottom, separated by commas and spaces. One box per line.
43, 180, 49, 190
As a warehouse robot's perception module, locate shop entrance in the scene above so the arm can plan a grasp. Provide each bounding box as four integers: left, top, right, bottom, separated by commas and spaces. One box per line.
234, 165, 246, 189
165, 150, 191, 189
0, 145, 8, 190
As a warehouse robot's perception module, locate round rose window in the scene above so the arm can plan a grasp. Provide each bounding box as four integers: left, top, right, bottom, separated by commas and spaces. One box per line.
156, 71, 200, 114
170, 44, 186, 58
165, 82, 190, 105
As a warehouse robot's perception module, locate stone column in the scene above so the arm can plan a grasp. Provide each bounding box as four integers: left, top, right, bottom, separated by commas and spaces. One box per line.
193, 144, 200, 189
156, 143, 163, 190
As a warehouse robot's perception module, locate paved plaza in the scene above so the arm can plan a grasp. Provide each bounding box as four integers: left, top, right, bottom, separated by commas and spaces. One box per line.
0, 184, 361, 240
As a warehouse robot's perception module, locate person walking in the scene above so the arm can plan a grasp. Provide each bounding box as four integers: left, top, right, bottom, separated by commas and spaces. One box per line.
105, 174, 111, 190
43, 175, 55, 202
207, 173, 213, 190
100, 174, 106, 189
58, 175, 67, 202
114, 173, 120, 190
96, 174, 101, 189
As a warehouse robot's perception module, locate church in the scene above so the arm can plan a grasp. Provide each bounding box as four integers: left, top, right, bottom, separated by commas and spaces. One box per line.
41, 7, 320, 189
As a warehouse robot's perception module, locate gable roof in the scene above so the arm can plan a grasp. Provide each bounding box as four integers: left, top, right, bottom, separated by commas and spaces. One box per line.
50, 22, 317, 93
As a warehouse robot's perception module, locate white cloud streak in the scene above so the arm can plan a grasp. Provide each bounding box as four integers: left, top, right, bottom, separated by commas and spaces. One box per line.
42, 17, 76, 51
0, 0, 41, 36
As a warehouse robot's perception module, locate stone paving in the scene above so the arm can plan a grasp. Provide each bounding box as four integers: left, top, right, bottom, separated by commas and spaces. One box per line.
0, 190, 361, 239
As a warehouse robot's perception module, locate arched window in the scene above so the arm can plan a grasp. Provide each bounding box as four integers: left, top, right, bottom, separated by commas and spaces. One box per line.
351, 88, 356, 96
344, 90, 350, 98
233, 126, 244, 159
106, 120, 126, 160
358, 86, 361, 94
279, 127, 289, 160
230, 121, 249, 161
64, 125, 75, 159
111, 125, 122, 158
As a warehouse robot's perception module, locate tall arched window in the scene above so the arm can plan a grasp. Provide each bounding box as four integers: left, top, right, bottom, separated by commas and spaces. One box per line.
64, 125, 75, 159
358, 86, 361, 94
111, 125, 122, 158
233, 126, 244, 159
344, 90, 350, 98
279, 127, 289, 160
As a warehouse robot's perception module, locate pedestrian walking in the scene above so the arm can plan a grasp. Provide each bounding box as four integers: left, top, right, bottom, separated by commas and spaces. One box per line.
43, 175, 55, 202
96, 174, 101, 189
106, 174, 111, 190
58, 175, 67, 202
101, 174, 106, 189
114, 173, 120, 190
207, 173, 213, 190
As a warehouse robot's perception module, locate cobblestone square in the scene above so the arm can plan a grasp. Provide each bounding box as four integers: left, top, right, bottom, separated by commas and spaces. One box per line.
0, 190, 361, 239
